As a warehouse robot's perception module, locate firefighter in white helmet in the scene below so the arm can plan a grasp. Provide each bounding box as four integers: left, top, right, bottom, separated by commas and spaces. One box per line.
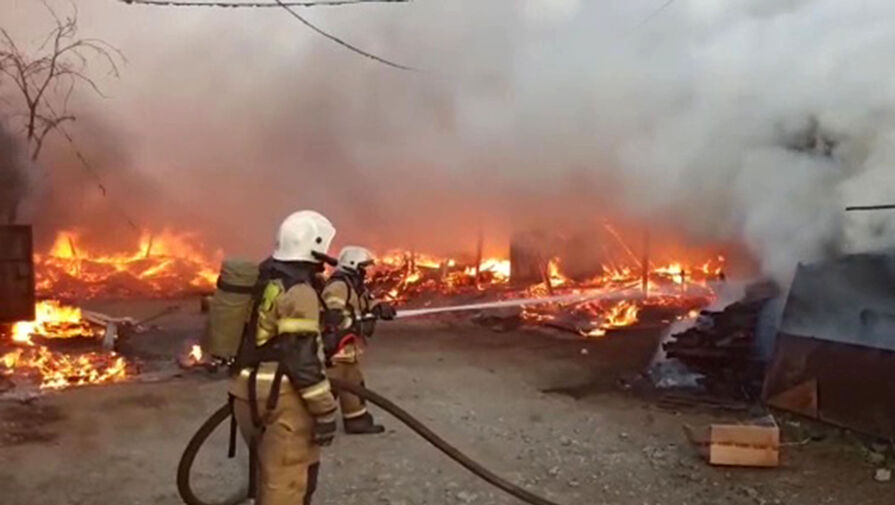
230, 210, 339, 505
322, 245, 396, 434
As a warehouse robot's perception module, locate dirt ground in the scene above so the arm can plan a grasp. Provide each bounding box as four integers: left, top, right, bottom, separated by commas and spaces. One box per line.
0, 298, 892, 505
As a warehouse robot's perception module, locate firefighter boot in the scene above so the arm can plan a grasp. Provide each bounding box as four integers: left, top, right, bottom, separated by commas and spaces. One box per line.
343, 412, 385, 435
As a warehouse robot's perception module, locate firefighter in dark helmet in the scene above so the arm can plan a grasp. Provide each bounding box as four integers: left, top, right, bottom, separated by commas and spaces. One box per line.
322, 245, 396, 434
229, 210, 339, 505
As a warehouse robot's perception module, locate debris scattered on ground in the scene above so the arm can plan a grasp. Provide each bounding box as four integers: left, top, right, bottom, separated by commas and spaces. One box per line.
655, 391, 752, 413
470, 306, 523, 332
867, 450, 887, 466
873, 468, 891, 483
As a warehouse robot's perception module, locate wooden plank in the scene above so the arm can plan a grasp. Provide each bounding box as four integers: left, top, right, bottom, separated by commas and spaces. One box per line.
684, 420, 780, 468
709, 424, 779, 467
711, 424, 779, 447
709, 443, 778, 467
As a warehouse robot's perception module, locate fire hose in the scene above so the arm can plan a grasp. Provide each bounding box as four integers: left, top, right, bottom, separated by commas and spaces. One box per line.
177, 291, 648, 504
177, 377, 566, 505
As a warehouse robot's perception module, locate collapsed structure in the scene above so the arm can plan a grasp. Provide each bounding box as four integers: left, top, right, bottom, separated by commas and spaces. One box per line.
3, 221, 895, 443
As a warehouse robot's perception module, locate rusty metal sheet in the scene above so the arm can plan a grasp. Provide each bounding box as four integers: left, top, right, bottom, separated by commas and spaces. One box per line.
764, 333, 895, 439
0, 225, 35, 322
765, 253, 895, 439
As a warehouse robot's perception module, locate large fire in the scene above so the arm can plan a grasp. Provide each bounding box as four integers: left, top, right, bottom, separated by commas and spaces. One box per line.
1, 345, 128, 390
11, 300, 94, 344
2, 228, 219, 392
1, 223, 727, 394
2, 301, 130, 390
369, 246, 724, 337
36, 229, 220, 299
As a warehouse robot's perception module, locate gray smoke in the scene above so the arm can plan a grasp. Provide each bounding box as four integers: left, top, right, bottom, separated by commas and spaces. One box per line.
3, 0, 895, 283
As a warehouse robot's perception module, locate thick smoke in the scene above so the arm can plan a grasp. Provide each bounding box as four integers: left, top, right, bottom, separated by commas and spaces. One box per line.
3, 0, 895, 283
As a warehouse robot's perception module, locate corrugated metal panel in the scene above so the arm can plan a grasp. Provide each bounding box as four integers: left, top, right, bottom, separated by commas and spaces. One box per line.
0, 225, 35, 322
780, 253, 895, 352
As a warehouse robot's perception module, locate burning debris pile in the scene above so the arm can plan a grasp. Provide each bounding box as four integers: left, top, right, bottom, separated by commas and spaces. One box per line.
369, 247, 726, 337
1, 219, 730, 394
1, 301, 131, 391
36, 229, 220, 300
369, 251, 511, 301
659, 282, 779, 400
0, 227, 221, 393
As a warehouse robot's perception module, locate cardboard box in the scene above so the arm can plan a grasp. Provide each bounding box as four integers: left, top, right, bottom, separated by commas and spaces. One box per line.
684, 416, 779, 467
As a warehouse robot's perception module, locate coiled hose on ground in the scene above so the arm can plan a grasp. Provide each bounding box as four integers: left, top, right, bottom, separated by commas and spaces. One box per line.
177, 377, 565, 505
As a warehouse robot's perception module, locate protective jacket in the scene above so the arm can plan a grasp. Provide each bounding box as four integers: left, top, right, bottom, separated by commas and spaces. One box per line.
230, 260, 336, 418
321, 269, 379, 362
321, 268, 389, 431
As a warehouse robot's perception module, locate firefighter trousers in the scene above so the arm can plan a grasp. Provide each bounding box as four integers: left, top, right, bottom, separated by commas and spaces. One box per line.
232, 391, 321, 505
328, 360, 367, 420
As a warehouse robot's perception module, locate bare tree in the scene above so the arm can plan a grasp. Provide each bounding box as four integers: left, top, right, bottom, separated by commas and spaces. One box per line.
0, 1, 124, 223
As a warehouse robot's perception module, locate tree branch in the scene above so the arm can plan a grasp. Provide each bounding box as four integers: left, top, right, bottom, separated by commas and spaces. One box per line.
0, 1, 124, 160
31, 112, 75, 160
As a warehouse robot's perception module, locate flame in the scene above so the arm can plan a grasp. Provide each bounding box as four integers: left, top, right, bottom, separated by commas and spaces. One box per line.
653, 262, 685, 284
462, 258, 511, 282
1, 346, 128, 390
373, 252, 512, 300
546, 257, 568, 286
603, 300, 640, 328
12, 300, 97, 345
369, 242, 723, 338
583, 327, 607, 338
36, 229, 221, 299
602, 264, 634, 283
2, 301, 131, 390
188, 345, 203, 363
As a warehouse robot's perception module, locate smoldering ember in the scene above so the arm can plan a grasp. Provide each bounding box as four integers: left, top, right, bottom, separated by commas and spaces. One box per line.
1, 2, 895, 505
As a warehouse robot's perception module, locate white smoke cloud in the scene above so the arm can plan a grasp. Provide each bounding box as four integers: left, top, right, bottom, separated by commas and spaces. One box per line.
523, 0, 581, 24
2, 0, 895, 283
555, 0, 895, 282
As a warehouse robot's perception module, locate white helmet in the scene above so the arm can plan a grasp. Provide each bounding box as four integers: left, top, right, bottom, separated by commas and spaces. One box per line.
337, 245, 375, 272
272, 210, 337, 263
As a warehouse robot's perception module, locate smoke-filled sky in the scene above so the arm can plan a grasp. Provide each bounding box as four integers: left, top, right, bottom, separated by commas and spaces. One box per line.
3, 0, 895, 283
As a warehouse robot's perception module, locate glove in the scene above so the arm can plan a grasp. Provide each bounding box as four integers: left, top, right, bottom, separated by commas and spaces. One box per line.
312, 417, 337, 446
322, 308, 345, 327
374, 302, 397, 320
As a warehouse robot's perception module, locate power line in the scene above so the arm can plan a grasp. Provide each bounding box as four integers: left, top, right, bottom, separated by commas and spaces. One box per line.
272, 0, 417, 71
43, 104, 141, 232
636, 0, 676, 28
120, 0, 407, 8
120, 0, 418, 72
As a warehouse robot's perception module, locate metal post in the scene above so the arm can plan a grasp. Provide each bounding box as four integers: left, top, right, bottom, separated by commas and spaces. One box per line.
474, 228, 484, 289
641, 230, 650, 298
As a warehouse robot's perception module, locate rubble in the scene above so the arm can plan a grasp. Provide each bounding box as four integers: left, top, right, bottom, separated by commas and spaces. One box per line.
370, 245, 722, 337
34, 229, 219, 300
661, 281, 779, 399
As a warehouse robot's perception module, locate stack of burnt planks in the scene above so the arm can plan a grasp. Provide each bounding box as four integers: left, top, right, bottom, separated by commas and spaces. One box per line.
662, 282, 779, 398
